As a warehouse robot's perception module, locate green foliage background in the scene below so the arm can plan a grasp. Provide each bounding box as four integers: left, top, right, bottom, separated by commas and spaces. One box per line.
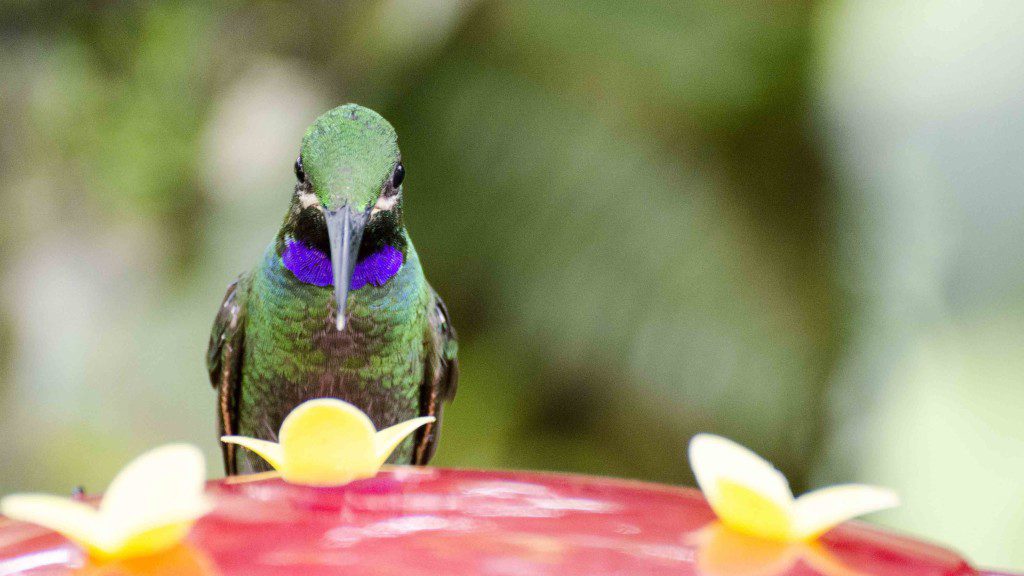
1, 1, 1022, 568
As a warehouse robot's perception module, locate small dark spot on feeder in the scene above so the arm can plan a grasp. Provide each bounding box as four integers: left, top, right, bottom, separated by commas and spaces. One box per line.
72, 486, 86, 500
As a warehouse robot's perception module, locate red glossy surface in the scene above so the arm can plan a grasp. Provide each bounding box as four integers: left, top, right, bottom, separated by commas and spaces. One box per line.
0, 467, 1008, 576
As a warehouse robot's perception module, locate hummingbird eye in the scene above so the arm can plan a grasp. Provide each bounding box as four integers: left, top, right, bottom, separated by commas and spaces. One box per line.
391, 162, 405, 188
294, 157, 305, 183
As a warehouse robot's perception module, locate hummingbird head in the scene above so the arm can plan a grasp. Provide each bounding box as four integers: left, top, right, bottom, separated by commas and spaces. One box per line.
280, 104, 408, 331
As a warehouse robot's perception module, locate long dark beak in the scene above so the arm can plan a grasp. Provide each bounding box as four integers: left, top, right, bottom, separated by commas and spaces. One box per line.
322, 205, 369, 331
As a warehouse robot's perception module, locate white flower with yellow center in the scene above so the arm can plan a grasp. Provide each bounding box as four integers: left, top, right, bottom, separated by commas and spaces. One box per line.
0, 444, 210, 561
221, 398, 435, 487
689, 433, 899, 542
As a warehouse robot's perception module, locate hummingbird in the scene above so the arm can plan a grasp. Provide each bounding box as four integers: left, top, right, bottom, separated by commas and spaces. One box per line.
206, 104, 458, 475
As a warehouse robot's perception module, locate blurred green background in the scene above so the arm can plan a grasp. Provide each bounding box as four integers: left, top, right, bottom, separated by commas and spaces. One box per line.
1, 0, 1022, 569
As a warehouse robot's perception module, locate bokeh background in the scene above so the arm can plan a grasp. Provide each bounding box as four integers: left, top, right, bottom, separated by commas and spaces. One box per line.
1, 0, 1022, 568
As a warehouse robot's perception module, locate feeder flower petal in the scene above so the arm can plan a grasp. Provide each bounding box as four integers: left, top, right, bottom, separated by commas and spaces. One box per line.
688, 434, 899, 542
221, 398, 434, 487
0, 444, 210, 561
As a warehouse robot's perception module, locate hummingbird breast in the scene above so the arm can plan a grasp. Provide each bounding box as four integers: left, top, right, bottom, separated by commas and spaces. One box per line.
237, 242, 431, 467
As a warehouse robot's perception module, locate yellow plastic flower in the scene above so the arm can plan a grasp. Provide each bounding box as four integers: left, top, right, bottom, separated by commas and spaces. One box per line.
221, 398, 435, 487
0, 444, 210, 561
688, 434, 899, 543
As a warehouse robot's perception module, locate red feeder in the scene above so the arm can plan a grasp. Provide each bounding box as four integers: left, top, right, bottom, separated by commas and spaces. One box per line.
0, 468, 1014, 576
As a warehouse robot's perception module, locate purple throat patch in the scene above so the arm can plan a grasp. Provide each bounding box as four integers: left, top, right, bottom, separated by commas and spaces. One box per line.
282, 240, 404, 290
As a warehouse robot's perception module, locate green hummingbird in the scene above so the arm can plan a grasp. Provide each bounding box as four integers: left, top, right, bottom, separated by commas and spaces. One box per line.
206, 104, 458, 475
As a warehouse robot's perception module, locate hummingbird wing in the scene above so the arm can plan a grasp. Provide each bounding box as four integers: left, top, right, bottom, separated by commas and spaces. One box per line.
413, 287, 459, 464
206, 274, 250, 475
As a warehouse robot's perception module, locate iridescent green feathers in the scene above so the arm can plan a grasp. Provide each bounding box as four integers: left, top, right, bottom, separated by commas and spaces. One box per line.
301, 104, 399, 212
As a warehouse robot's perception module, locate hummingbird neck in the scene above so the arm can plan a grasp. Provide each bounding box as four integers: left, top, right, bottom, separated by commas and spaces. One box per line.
281, 238, 404, 290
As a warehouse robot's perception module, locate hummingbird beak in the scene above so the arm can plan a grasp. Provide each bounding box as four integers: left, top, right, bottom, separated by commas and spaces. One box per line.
322, 204, 370, 331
